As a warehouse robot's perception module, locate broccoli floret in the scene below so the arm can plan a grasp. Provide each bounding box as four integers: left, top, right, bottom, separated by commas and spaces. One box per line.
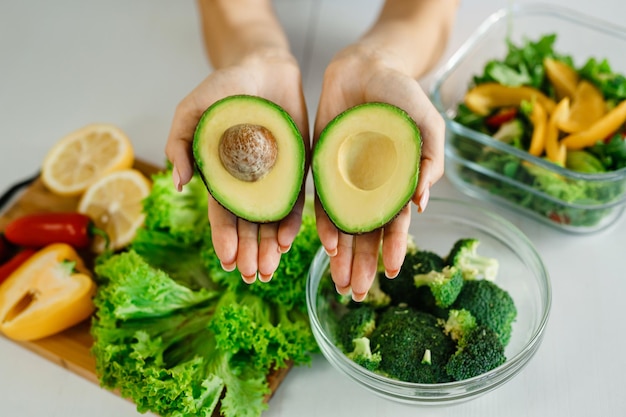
335, 305, 377, 352
445, 325, 506, 381
440, 308, 506, 381
379, 246, 445, 306
346, 337, 382, 372
411, 286, 450, 319
440, 309, 477, 342
369, 306, 455, 383
414, 265, 464, 308
413, 250, 446, 274
446, 238, 499, 281
452, 279, 517, 346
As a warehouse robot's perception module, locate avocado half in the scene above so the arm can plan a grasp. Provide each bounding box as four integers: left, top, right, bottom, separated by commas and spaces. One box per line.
193, 95, 305, 223
312, 102, 422, 234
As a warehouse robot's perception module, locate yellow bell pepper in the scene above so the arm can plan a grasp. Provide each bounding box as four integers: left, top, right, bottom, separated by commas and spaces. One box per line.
561, 99, 626, 150
0, 243, 95, 341
464, 82, 557, 116
544, 58, 579, 100
528, 101, 548, 157
558, 80, 606, 133
545, 98, 569, 166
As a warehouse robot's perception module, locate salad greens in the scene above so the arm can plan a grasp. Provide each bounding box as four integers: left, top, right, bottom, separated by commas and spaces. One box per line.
472, 33, 571, 89
91, 166, 320, 417
453, 33, 626, 228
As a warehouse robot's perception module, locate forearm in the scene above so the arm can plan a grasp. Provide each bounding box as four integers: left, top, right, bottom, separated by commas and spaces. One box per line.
196, 0, 292, 68
358, 0, 459, 78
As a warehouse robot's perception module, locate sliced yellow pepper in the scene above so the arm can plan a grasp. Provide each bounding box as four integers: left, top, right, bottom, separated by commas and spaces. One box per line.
528, 101, 548, 157
544, 58, 579, 100
0, 243, 95, 341
464, 82, 557, 116
558, 80, 606, 133
561, 99, 626, 150
545, 98, 569, 166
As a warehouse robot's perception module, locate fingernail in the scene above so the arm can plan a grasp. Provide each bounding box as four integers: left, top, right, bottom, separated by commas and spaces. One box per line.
385, 269, 400, 279
324, 246, 338, 257
335, 284, 351, 296
221, 261, 236, 272
241, 272, 257, 284
418, 187, 430, 213
279, 244, 291, 254
259, 272, 273, 282
172, 167, 182, 192
352, 291, 367, 302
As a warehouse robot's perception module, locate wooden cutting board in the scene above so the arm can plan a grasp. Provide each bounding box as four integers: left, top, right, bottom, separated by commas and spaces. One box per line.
0, 159, 291, 414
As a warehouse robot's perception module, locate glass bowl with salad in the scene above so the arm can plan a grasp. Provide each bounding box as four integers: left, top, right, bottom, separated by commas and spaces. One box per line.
431, 3, 626, 233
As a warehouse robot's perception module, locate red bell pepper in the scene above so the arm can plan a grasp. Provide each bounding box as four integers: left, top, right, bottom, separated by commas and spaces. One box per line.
4, 212, 108, 250
486, 107, 518, 128
0, 234, 11, 264
0, 248, 37, 285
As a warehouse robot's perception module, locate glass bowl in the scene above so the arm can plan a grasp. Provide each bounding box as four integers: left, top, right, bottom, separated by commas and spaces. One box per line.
431, 3, 626, 234
306, 198, 552, 405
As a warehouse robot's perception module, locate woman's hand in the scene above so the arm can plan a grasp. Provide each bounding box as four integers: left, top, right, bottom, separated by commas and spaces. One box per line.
165, 50, 309, 283
313, 44, 446, 301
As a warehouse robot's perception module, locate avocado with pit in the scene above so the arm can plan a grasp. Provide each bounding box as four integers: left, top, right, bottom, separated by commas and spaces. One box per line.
312, 102, 422, 234
193, 95, 306, 223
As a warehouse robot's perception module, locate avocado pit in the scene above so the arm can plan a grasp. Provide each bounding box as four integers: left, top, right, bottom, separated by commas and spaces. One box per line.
219, 123, 278, 182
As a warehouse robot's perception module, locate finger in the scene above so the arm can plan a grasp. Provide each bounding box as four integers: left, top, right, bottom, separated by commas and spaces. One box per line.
397, 85, 444, 212
350, 229, 383, 301
329, 231, 354, 294
258, 223, 281, 282
381, 205, 411, 278
413, 104, 444, 212
277, 192, 305, 254
165, 97, 205, 187
237, 219, 260, 283
207, 197, 238, 272
314, 196, 338, 257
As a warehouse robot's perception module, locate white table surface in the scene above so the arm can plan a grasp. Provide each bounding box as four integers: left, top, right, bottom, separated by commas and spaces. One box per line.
1, 1, 625, 416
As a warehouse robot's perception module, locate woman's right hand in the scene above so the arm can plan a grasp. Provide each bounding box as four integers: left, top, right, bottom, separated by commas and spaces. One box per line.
165, 49, 310, 283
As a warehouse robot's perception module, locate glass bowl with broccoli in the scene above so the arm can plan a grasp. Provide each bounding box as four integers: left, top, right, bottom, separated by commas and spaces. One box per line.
306, 198, 551, 405
431, 3, 626, 234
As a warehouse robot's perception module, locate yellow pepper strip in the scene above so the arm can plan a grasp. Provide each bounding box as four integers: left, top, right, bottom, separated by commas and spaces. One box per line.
0, 243, 95, 341
561, 99, 626, 150
558, 80, 606, 133
528, 101, 548, 157
545, 98, 569, 166
464, 82, 557, 116
544, 58, 579, 100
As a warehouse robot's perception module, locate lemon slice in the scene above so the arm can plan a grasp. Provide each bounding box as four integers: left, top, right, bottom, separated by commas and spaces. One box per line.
41, 123, 135, 196
78, 169, 152, 252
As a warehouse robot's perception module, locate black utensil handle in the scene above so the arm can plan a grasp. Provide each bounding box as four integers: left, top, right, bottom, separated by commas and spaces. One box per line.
0, 172, 40, 211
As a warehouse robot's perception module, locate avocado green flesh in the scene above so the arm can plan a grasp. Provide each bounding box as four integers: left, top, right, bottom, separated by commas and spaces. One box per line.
312, 102, 421, 234
193, 95, 305, 223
